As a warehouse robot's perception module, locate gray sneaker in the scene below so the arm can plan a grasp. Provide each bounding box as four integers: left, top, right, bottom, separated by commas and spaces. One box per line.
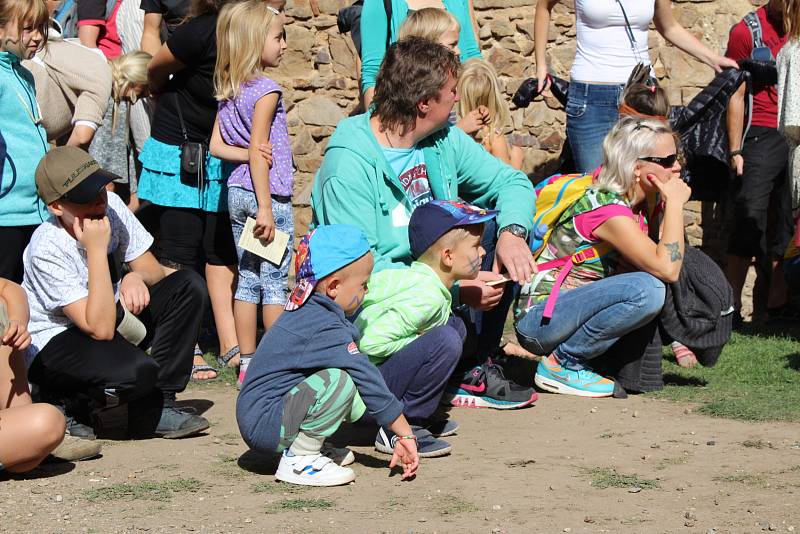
49, 435, 102, 462
155, 407, 210, 439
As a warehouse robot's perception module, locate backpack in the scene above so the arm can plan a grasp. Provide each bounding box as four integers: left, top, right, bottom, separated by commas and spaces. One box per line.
529, 173, 613, 319
52, 0, 118, 40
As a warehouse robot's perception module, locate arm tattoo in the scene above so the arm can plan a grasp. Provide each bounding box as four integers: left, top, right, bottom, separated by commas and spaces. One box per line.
665, 242, 682, 262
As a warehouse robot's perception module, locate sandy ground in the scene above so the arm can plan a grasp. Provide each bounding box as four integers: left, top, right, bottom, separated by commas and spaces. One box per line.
1, 380, 799, 534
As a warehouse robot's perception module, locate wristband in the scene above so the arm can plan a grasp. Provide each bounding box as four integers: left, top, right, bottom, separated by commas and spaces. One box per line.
729, 149, 743, 157
390, 435, 417, 447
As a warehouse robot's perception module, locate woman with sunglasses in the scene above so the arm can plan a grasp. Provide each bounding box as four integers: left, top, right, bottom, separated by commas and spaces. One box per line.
514, 116, 691, 398
533, 0, 738, 174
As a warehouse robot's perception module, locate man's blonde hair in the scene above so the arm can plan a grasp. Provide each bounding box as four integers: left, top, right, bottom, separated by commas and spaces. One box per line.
214, 0, 280, 100
397, 7, 459, 43
457, 58, 511, 134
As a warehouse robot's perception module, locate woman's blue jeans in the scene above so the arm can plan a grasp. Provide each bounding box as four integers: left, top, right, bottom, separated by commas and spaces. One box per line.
565, 82, 625, 174
514, 272, 665, 370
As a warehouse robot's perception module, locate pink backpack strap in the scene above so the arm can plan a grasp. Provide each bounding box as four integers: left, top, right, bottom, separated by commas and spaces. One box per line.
536, 247, 602, 320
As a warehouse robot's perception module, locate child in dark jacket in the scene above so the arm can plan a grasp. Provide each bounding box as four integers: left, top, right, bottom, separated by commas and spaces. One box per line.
236, 224, 419, 487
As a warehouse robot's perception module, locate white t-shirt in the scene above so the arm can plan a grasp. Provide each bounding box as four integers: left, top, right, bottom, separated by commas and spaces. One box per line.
22, 192, 154, 362
570, 0, 655, 84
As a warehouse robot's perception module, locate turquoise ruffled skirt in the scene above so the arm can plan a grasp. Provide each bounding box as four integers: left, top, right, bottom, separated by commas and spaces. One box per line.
138, 137, 232, 213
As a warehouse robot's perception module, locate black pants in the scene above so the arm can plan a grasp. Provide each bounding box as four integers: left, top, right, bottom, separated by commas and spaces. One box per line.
728, 126, 793, 260
0, 225, 37, 283
28, 270, 207, 436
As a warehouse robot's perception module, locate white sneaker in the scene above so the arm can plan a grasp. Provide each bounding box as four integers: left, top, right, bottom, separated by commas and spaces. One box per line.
275, 450, 355, 486
320, 442, 355, 466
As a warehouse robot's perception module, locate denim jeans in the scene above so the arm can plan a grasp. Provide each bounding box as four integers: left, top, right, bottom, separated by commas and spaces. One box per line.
565, 82, 625, 174
514, 272, 665, 370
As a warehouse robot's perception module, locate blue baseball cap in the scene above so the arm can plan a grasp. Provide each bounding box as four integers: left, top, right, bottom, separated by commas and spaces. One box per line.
285, 224, 372, 311
408, 200, 497, 259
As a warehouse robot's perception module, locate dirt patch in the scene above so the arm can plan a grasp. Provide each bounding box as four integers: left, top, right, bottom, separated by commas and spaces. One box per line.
2, 383, 799, 533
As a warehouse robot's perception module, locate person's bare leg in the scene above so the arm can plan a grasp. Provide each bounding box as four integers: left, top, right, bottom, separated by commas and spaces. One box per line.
0, 345, 65, 472
261, 304, 283, 332
206, 263, 239, 366
767, 259, 788, 310
725, 254, 751, 315
233, 300, 258, 357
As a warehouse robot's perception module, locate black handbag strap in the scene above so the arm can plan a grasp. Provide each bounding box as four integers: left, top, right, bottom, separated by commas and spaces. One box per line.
173, 92, 189, 142
616, 0, 646, 64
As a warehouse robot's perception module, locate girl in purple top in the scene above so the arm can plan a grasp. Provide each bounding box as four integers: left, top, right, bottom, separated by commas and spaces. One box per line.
210, 0, 290, 385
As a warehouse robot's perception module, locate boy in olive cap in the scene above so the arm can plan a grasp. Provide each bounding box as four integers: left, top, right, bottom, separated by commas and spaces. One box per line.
23, 146, 209, 440
237, 224, 419, 487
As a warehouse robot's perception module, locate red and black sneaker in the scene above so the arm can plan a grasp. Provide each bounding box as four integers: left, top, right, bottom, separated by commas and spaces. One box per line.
441, 362, 538, 409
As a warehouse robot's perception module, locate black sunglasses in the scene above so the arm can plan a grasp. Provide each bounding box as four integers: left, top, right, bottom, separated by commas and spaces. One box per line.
638, 154, 678, 168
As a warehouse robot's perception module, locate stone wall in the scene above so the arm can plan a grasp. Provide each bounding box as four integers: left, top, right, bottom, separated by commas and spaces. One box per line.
277, 0, 764, 254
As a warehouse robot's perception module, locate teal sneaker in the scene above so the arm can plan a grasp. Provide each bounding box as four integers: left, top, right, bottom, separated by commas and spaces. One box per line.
534, 354, 614, 398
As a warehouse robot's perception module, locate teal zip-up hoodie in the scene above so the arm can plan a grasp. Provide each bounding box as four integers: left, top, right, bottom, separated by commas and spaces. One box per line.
0, 51, 49, 226
311, 113, 536, 272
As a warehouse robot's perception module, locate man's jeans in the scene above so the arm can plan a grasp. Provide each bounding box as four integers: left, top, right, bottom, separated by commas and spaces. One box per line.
514, 272, 665, 369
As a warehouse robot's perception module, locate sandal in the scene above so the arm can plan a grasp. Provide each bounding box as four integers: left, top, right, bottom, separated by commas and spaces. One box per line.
671, 341, 698, 369
216, 345, 241, 369
191, 346, 219, 381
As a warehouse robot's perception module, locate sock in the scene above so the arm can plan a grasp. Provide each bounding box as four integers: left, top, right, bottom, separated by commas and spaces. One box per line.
237, 353, 254, 385
289, 431, 324, 457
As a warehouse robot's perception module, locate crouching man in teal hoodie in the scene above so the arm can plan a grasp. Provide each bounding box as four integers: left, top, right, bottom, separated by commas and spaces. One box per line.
311, 37, 537, 408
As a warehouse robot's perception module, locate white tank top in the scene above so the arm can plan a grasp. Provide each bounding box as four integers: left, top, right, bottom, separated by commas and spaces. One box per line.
570, 0, 655, 84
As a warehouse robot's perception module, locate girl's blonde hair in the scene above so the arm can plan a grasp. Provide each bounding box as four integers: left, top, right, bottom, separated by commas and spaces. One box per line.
597, 116, 676, 197
457, 58, 510, 133
109, 50, 151, 129
785, 0, 800, 40
0, 0, 49, 49
397, 7, 459, 43
214, 0, 280, 100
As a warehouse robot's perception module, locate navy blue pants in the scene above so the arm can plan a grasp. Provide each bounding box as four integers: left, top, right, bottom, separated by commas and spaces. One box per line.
378, 316, 466, 421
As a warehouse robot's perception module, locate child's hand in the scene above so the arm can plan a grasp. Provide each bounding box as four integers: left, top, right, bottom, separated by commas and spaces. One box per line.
389, 436, 419, 480
254, 207, 276, 243
119, 272, 150, 315
257, 142, 274, 168
457, 106, 489, 135
3, 319, 31, 351
74, 216, 111, 252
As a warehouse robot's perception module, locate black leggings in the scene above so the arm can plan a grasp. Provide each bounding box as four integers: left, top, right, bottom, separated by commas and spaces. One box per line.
28, 270, 207, 436
0, 225, 37, 283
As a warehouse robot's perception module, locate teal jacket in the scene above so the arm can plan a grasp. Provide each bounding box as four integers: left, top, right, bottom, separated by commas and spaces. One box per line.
0, 51, 49, 226
360, 0, 481, 94
311, 113, 536, 272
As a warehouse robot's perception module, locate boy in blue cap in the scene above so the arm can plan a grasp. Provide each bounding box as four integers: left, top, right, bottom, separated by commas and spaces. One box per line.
236, 224, 419, 487
357, 201, 537, 439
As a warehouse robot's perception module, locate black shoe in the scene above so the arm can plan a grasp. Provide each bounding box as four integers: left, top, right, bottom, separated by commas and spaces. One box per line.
155, 407, 210, 439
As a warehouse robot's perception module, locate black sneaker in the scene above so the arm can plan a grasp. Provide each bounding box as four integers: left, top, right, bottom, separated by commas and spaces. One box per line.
442, 361, 538, 409
374, 426, 452, 458
155, 407, 210, 439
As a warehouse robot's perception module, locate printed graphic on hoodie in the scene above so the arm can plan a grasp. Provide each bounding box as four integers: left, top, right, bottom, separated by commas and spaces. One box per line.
382, 145, 432, 209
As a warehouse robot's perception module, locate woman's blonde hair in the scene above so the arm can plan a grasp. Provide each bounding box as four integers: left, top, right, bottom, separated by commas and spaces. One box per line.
785, 0, 800, 40
457, 58, 510, 133
214, 0, 280, 100
109, 50, 151, 129
397, 7, 459, 43
0, 0, 49, 50
596, 116, 676, 196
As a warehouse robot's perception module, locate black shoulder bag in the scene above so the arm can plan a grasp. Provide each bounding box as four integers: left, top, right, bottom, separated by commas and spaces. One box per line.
174, 93, 206, 193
